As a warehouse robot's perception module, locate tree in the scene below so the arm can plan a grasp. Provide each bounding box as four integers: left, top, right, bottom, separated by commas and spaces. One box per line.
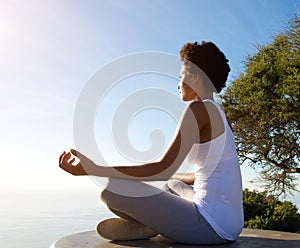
222, 15, 300, 196
243, 189, 300, 233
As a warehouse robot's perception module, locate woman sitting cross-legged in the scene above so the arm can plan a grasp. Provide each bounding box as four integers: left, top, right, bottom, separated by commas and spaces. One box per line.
59, 41, 244, 245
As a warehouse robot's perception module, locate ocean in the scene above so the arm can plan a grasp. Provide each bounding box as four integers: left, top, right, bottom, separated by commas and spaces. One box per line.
0, 189, 114, 248
1, 188, 299, 248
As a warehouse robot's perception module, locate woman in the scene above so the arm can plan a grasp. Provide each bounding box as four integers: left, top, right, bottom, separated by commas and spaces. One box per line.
59, 41, 244, 245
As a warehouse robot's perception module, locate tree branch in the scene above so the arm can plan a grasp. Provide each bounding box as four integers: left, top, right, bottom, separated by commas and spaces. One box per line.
288, 168, 300, 173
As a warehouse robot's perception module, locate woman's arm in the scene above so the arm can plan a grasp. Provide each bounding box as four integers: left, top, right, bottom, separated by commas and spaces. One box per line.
59, 102, 207, 181
171, 173, 195, 185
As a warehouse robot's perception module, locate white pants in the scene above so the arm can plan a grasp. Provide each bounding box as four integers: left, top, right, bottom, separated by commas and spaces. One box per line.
100, 179, 229, 245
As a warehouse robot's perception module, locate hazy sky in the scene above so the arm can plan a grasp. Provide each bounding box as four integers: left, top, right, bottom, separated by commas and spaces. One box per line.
1, 0, 299, 194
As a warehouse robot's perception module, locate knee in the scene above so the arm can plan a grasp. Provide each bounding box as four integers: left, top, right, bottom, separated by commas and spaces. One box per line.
99, 188, 111, 205
99, 186, 123, 209
99, 179, 118, 204
167, 179, 181, 190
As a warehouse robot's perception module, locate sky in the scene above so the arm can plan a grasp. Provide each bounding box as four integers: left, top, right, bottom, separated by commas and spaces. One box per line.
0, 0, 299, 200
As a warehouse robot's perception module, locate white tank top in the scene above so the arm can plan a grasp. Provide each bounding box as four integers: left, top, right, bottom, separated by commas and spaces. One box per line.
188, 99, 244, 241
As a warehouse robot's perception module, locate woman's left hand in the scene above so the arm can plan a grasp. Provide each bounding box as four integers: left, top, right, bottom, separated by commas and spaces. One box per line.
59, 149, 96, 176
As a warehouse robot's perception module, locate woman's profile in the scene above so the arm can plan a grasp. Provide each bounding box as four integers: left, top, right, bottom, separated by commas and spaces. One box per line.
59, 41, 244, 245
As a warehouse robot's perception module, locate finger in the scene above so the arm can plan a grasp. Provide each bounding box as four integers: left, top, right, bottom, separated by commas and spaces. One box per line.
69, 157, 76, 165
70, 149, 85, 160
59, 153, 67, 167
59, 151, 66, 164
62, 152, 72, 165
70, 148, 78, 156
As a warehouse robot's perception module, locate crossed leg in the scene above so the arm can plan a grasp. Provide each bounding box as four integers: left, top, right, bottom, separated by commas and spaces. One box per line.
99, 179, 227, 245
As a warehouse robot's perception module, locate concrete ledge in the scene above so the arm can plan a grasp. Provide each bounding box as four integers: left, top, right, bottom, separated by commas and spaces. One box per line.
50, 228, 300, 248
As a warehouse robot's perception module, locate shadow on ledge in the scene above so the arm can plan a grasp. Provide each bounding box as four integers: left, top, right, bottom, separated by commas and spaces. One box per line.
51, 228, 300, 248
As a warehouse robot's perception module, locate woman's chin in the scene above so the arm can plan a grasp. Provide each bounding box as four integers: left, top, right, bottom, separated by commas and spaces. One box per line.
181, 95, 191, 101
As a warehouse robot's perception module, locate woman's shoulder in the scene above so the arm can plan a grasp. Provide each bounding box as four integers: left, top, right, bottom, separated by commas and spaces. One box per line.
183, 101, 210, 125
185, 101, 209, 115
186, 101, 206, 109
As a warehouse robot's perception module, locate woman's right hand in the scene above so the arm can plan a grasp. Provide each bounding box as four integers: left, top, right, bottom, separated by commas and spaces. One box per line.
59, 149, 97, 176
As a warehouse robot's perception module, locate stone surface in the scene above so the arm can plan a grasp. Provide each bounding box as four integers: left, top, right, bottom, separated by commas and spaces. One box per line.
50, 228, 300, 248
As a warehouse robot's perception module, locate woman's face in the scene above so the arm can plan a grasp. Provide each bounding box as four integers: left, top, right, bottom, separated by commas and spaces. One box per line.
178, 65, 197, 101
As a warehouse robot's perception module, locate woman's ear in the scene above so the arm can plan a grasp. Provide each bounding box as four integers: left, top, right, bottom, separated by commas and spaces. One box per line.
190, 73, 202, 85
196, 69, 215, 90
191, 73, 198, 80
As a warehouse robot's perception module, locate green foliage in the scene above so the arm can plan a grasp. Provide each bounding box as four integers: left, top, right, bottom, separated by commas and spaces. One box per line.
243, 189, 300, 232
222, 15, 300, 195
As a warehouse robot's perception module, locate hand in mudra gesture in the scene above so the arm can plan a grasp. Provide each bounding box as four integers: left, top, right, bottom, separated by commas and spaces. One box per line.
59, 149, 96, 176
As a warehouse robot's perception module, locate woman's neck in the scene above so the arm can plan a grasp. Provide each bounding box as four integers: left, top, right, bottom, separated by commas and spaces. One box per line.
193, 90, 214, 102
